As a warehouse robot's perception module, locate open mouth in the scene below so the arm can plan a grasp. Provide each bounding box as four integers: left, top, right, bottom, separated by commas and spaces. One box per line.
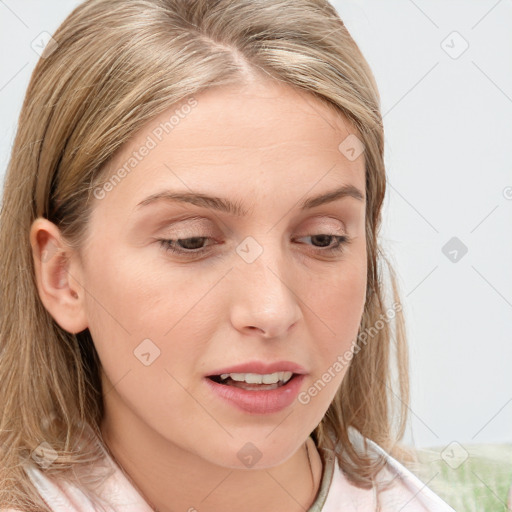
207, 371, 297, 391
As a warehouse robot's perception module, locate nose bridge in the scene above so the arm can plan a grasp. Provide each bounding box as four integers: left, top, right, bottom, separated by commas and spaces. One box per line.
230, 233, 301, 336
235, 232, 287, 286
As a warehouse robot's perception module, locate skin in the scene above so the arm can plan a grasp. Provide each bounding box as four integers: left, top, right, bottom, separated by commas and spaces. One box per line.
30, 77, 367, 512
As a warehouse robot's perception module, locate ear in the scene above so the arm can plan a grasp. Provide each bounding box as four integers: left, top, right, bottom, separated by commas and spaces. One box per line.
29, 217, 88, 334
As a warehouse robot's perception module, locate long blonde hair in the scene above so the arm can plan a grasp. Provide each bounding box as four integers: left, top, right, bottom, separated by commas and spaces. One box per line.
0, 0, 409, 509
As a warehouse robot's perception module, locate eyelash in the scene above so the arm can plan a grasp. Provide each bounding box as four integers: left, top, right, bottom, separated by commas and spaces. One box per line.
157, 233, 352, 258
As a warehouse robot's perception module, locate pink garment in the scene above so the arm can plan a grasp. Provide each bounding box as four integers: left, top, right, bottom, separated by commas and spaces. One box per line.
7, 429, 455, 512
320, 436, 456, 511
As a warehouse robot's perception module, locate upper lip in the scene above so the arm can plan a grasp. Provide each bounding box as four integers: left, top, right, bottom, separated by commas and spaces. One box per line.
206, 360, 308, 377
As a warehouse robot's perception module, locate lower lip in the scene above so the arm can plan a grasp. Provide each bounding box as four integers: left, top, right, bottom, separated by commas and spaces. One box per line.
204, 374, 306, 414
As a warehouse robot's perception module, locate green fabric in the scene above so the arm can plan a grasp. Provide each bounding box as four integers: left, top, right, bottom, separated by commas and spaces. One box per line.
405, 443, 512, 512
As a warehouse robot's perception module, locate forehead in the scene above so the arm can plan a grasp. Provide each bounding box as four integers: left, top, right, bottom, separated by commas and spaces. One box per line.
93, 78, 365, 217
153, 79, 357, 150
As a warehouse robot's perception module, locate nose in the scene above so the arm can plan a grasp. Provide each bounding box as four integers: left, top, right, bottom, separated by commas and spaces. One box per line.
229, 239, 302, 339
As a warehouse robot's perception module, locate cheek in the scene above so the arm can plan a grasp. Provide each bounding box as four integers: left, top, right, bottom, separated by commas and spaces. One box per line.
84, 240, 199, 330
306, 242, 367, 343
299, 246, 367, 402
83, 256, 215, 434
82, 248, 219, 383
321, 264, 367, 338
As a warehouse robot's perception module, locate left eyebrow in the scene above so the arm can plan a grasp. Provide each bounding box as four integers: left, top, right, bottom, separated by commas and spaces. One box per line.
135, 183, 365, 217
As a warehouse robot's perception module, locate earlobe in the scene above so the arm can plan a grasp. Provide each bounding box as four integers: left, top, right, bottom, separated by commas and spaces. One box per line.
30, 217, 88, 334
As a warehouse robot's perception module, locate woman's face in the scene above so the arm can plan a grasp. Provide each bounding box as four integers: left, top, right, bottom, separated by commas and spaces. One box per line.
69, 78, 367, 468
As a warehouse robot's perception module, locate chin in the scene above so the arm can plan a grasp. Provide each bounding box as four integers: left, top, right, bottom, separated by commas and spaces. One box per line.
198, 434, 305, 471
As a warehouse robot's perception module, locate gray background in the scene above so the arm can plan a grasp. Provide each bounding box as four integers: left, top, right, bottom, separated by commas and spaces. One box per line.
1, 0, 511, 449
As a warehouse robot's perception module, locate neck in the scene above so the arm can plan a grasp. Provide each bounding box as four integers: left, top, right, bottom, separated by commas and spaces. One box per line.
99, 387, 324, 512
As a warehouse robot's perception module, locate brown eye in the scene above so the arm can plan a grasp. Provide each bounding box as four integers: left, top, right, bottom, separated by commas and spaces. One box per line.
296, 234, 351, 254
158, 236, 215, 256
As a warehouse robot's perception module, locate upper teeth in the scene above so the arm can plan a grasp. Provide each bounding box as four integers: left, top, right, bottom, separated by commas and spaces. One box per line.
220, 371, 293, 384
